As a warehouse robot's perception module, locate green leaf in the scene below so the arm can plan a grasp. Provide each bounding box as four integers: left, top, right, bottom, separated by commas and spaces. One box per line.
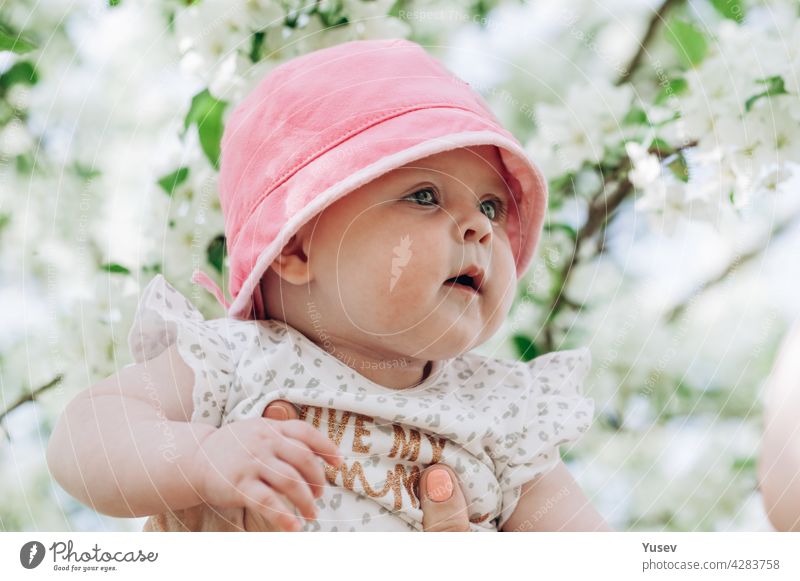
0, 100, 12, 125
0, 61, 38, 90
471, 0, 493, 25
0, 23, 36, 54
512, 334, 540, 362
744, 76, 788, 112
388, 0, 409, 18
675, 381, 692, 399
655, 78, 688, 105
544, 222, 578, 240
548, 193, 565, 210
709, 0, 745, 23
157, 167, 190, 196
667, 153, 690, 182
314, 0, 349, 27
206, 234, 227, 275
549, 172, 576, 195
184, 90, 228, 169
666, 18, 708, 68
0, 212, 10, 233
108, 0, 122, 6
74, 162, 101, 180
248, 31, 265, 63
100, 263, 131, 275
732, 456, 756, 471
141, 262, 162, 274
517, 286, 548, 306
623, 107, 649, 126
15, 153, 34, 174
599, 143, 628, 170
649, 137, 674, 157
602, 410, 623, 431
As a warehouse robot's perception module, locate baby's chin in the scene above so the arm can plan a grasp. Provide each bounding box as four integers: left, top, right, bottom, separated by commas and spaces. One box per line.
346, 300, 507, 359
397, 325, 493, 361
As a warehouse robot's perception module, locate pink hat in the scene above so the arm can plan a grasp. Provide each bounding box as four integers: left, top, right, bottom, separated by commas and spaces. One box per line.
192, 38, 548, 320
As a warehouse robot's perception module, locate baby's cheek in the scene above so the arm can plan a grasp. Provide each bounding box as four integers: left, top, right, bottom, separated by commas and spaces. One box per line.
364, 285, 421, 330
332, 264, 405, 330
340, 222, 444, 323
355, 274, 432, 332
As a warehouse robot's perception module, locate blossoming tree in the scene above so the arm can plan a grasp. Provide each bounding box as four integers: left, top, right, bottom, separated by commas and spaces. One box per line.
1, 0, 798, 531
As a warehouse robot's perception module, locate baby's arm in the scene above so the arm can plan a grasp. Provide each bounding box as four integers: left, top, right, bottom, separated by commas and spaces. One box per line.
46, 344, 341, 530
758, 323, 800, 531
46, 344, 213, 517
500, 461, 611, 532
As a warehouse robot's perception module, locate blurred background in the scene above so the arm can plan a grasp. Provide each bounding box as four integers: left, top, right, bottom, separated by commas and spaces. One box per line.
1, 0, 799, 531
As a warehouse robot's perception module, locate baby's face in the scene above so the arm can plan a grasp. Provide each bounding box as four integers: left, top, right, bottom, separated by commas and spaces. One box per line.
297, 145, 518, 361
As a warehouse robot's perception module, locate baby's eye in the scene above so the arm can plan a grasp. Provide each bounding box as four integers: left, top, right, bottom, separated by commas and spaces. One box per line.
404, 187, 438, 206
480, 197, 508, 222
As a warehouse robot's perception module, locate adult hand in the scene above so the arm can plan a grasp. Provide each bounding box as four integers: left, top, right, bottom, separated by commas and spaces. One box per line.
263, 400, 472, 532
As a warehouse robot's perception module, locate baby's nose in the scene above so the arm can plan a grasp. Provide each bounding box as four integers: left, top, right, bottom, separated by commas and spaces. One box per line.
459, 210, 492, 245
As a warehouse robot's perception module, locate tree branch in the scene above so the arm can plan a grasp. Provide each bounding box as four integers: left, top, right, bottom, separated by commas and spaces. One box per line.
664, 213, 800, 323
539, 139, 698, 351
0, 374, 64, 427
616, 0, 685, 85
542, 176, 634, 351
537, 0, 687, 351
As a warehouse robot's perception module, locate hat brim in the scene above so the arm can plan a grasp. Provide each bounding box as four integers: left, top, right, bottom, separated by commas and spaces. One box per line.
226, 106, 547, 320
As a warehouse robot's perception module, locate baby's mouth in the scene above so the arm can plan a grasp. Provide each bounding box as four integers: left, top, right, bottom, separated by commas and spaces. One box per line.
442, 266, 485, 294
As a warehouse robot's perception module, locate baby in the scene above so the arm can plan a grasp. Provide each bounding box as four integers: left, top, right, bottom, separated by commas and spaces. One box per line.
47, 39, 609, 532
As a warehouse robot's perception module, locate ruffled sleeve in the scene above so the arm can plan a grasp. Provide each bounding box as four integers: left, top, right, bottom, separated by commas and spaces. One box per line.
495, 347, 594, 530
127, 274, 258, 427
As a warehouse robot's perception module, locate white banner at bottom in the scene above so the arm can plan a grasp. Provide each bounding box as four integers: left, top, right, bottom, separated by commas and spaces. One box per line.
1, 532, 798, 580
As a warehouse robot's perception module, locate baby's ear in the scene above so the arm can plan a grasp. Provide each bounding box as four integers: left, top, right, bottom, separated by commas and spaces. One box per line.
270, 232, 313, 285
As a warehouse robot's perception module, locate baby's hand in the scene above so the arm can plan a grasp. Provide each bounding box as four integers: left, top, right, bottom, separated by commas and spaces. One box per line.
190, 416, 343, 532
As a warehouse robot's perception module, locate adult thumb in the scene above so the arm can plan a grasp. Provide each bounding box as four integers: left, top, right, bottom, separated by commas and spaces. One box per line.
262, 400, 299, 421
418, 464, 471, 532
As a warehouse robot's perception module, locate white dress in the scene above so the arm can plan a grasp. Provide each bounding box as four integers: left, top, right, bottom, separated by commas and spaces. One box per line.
129, 274, 594, 532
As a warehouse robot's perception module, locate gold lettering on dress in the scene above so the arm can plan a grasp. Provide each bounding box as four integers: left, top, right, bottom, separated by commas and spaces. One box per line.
341, 461, 392, 500
425, 433, 447, 463
302, 405, 461, 517
326, 461, 421, 511
469, 512, 491, 524
297, 405, 322, 428
352, 413, 373, 454
389, 425, 421, 461
328, 408, 351, 446
340, 460, 365, 491
382, 465, 406, 510
324, 462, 338, 486
403, 465, 421, 509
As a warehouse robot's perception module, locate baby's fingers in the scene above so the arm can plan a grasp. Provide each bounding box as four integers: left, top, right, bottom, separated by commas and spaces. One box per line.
240, 482, 301, 532
260, 458, 318, 522
276, 439, 328, 499
279, 419, 344, 467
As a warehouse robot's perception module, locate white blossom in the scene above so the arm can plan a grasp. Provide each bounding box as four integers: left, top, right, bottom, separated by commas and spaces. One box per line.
531, 80, 634, 175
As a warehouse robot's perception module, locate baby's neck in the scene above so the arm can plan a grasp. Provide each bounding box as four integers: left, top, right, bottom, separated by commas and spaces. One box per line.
277, 317, 433, 389
326, 343, 433, 390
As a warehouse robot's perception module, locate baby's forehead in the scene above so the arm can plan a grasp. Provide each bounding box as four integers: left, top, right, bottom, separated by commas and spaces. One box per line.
392, 145, 508, 186
401, 145, 502, 169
